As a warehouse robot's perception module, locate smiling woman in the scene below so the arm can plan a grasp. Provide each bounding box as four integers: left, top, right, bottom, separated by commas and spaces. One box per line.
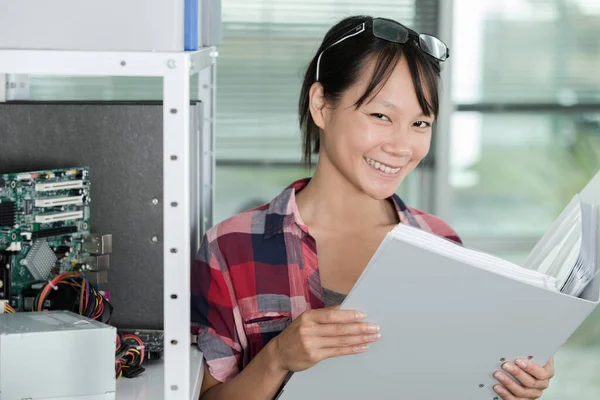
191, 15, 554, 400
299, 49, 436, 201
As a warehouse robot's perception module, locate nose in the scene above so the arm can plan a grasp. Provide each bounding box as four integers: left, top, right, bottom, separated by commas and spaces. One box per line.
381, 126, 412, 158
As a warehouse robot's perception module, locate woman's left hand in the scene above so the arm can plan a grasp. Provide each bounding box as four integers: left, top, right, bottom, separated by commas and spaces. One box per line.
493, 357, 555, 399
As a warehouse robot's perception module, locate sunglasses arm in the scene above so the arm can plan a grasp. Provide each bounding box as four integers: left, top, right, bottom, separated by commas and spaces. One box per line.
315, 23, 367, 81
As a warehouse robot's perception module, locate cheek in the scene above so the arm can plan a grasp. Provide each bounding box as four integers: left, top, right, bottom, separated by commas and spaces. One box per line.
411, 134, 432, 160
326, 113, 374, 153
357, 124, 383, 150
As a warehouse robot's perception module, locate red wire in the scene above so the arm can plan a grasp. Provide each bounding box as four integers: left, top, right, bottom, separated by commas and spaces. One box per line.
79, 281, 85, 314
94, 298, 104, 320
38, 272, 100, 319
38, 272, 78, 310
122, 334, 145, 364
85, 280, 89, 309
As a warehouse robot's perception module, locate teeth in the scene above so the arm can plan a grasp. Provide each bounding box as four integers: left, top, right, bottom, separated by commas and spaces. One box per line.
365, 157, 401, 174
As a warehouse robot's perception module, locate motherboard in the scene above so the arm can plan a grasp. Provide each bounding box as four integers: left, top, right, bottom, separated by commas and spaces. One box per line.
0, 167, 96, 310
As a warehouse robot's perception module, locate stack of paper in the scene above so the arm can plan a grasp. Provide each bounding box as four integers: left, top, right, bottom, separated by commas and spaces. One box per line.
384, 224, 559, 291
383, 192, 599, 298
523, 195, 598, 297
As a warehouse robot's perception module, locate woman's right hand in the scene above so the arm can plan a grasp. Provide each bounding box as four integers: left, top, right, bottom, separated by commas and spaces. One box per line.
272, 306, 381, 373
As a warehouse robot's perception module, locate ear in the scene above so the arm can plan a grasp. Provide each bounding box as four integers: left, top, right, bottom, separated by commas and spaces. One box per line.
308, 82, 327, 130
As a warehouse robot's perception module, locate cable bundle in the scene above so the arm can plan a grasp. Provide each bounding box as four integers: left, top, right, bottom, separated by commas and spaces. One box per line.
17, 272, 148, 380
115, 333, 146, 379
3, 302, 16, 313
35, 271, 112, 322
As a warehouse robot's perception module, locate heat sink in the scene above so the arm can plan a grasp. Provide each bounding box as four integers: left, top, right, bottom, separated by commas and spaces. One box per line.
24, 240, 57, 280
0, 201, 16, 228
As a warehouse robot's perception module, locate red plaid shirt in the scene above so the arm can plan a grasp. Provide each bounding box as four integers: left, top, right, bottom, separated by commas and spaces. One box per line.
190, 178, 461, 382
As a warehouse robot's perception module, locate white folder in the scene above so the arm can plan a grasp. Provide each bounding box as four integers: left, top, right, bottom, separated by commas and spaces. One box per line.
278, 172, 600, 400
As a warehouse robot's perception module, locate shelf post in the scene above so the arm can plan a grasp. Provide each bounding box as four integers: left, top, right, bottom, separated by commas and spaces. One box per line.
163, 53, 192, 400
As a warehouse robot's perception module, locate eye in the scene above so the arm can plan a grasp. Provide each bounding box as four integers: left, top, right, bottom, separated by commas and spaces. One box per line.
371, 113, 391, 122
413, 121, 431, 128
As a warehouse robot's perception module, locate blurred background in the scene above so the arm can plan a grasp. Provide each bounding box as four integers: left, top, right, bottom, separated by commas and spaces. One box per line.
25, 0, 600, 397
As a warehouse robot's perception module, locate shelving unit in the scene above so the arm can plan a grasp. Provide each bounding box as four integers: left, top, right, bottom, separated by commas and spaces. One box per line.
0, 47, 216, 400
116, 348, 205, 400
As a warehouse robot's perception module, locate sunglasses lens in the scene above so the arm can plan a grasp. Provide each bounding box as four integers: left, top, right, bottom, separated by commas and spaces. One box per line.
373, 18, 409, 43
419, 34, 448, 60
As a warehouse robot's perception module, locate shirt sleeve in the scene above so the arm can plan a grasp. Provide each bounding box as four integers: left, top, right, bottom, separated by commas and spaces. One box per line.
191, 233, 242, 383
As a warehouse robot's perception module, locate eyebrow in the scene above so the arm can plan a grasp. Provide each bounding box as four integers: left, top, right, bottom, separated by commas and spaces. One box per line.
375, 99, 398, 110
374, 99, 433, 119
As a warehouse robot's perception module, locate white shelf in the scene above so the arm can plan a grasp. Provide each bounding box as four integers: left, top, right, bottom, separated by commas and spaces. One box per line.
0, 48, 215, 76
116, 348, 204, 400
0, 47, 217, 400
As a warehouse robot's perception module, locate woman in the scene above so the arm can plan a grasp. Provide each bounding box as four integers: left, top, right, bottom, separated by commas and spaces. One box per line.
191, 15, 555, 400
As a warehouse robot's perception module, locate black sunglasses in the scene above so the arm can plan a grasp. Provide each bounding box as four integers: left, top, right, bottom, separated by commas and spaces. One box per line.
316, 17, 450, 81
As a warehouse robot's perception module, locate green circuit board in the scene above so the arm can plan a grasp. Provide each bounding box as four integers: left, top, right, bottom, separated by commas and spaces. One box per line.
0, 167, 91, 308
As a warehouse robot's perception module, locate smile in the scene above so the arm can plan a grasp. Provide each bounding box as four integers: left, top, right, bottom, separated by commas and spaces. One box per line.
364, 157, 402, 175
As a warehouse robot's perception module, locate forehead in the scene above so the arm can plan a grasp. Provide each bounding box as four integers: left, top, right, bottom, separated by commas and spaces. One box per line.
346, 54, 429, 114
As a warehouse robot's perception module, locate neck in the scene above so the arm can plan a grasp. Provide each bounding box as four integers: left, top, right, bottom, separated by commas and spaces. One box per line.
296, 157, 399, 231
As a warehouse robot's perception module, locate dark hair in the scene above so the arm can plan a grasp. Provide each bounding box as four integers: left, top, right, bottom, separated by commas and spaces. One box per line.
299, 15, 442, 166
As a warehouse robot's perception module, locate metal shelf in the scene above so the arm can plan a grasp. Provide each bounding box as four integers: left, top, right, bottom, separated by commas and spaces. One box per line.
0, 48, 216, 400
116, 347, 204, 400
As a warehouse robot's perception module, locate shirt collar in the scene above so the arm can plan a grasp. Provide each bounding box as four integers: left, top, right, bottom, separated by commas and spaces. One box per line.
263, 178, 413, 239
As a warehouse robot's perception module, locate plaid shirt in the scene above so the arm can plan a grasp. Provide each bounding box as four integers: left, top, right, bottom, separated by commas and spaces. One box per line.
190, 178, 461, 383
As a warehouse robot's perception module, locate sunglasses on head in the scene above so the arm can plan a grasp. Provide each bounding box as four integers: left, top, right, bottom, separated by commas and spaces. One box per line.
316, 17, 450, 82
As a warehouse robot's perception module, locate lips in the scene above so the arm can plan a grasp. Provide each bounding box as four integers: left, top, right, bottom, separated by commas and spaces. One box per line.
364, 157, 402, 174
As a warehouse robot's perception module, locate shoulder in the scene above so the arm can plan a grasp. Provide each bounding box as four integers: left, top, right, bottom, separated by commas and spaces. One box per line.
408, 207, 462, 245
199, 203, 273, 269
193, 203, 272, 290
205, 202, 270, 244
204, 178, 305, 246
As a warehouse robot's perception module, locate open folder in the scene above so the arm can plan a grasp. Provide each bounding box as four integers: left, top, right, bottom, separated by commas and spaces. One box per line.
277, 171, 600, 400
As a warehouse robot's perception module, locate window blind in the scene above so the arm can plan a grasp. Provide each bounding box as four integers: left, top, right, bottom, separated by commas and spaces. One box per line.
216, 0, 439, 162
452, 0, 600, 105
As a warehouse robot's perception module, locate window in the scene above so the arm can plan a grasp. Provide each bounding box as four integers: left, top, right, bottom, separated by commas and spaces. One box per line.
450, 1, 600, 398
21, 0, 441, 221
214, 0, 440, 221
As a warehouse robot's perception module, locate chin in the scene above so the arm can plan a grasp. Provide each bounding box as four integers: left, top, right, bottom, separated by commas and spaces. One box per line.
357, 163, 408, 200
360, 177, 403, 200
364, 186, 399, 200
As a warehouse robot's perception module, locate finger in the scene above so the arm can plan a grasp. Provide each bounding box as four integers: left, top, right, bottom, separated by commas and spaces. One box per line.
501, 363, 537, 388
312, 308, 367, 324
321, 344, 370, 359
494, 370, 543, 399
317, 322, 380, 337
544, 357, 555, 378
493, 384, 517, 400
318, 332, 381, 349
514, 359, 552, 381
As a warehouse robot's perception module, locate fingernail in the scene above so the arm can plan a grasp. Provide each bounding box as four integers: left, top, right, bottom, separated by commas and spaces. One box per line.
356, 311, 366, 320
367, 324, 380, 333
502, 363, 514, 372
355, 345, 368, 352
517, 359, 528, 368
369, 333, 381, 341
494, 385, 504, 393
494, 371, 505, 382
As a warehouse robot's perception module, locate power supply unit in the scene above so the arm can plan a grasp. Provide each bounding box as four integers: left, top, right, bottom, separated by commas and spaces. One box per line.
0, 310, 115, 400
